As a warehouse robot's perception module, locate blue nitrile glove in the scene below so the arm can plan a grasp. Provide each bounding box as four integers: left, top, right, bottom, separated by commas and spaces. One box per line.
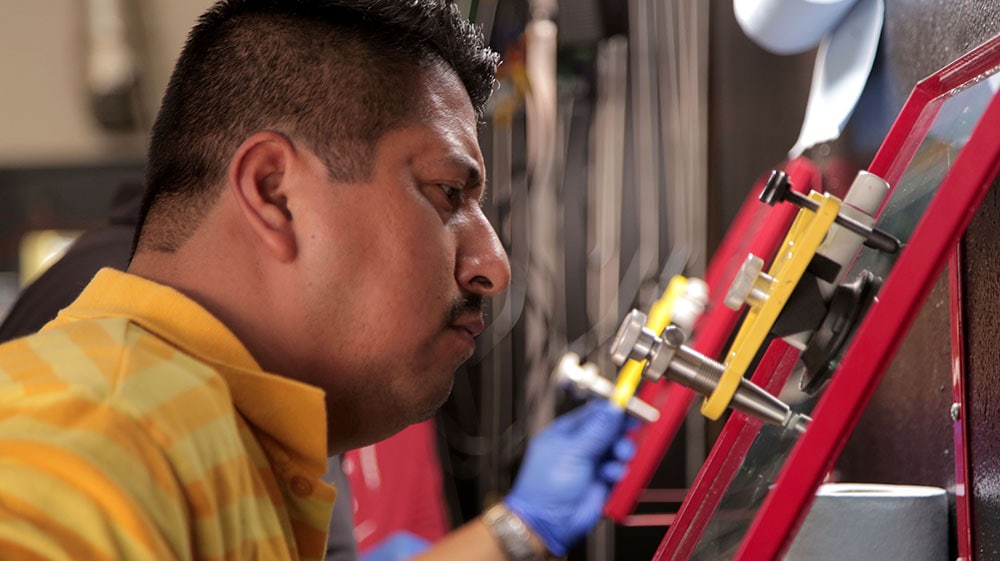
360, 531, 430, 561
503, 400, 635, 556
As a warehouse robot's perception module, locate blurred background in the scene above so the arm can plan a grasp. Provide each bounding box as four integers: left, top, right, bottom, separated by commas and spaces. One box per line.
3, 1, 1000, 560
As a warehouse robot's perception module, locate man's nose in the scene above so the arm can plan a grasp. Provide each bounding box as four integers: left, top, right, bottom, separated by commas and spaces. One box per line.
456, 212, 511, 296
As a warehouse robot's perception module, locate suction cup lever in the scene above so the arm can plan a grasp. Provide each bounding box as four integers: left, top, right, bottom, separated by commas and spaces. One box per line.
762, 170, 901, 254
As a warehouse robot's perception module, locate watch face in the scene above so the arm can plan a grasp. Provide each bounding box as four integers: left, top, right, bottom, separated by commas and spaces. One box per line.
654, 34, 1000, 561
485, 505, 543, 561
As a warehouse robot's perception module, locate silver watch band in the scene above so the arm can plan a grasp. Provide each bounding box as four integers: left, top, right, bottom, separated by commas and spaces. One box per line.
482, 503, 547, 561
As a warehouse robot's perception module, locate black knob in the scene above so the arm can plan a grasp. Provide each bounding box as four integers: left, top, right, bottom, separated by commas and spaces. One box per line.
760, 170, 792, 206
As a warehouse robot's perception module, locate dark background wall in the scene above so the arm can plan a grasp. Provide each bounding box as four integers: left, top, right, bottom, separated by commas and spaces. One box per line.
708, 0, 1000, 557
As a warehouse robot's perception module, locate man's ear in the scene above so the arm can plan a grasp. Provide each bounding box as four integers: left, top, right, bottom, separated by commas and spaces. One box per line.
228, 131, 299, 262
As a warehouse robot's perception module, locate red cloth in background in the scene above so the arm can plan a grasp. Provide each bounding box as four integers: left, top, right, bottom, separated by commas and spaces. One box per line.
343, 420, 450, 553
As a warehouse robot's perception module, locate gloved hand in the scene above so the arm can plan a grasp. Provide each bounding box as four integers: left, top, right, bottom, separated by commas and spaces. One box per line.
359, 531, 430, 561
504, 400, 635, 556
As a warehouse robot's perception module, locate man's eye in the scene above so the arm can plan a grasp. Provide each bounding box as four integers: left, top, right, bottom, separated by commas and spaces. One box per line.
439, 184, 463, 206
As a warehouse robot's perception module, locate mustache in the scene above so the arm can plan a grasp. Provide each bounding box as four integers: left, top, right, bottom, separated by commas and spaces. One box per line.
446, 295, 484, 323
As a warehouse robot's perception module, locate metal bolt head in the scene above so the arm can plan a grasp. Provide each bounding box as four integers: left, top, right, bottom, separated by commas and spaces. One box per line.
552, 352, 660, 423
610, 309, 649, 366
724, 254, 765, 310
554, 352, 590, 391
661, 324, 686, 348
950, 403, 961, 421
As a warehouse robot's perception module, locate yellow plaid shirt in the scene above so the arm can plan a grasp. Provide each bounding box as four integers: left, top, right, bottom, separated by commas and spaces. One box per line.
0, 268, 336, 560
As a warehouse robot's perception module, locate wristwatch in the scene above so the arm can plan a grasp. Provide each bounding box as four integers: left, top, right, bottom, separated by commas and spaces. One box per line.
482, 503, 548, 561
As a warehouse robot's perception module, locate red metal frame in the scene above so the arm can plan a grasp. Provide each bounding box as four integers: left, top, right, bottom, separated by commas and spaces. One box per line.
649, 31, 1000, 561
652, 339, 800, 561
604, 158, 819, 521
949, 243, 974, 560
733, 35, 1000, 561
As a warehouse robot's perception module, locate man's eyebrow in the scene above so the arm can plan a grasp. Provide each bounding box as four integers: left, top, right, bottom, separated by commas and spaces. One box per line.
438, 153, 486, 197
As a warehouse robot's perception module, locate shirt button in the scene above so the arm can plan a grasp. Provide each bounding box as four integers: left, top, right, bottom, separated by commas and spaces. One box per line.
290, 476, 313, 497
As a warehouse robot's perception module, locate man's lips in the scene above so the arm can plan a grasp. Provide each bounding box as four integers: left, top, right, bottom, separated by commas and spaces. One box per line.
451, 314, 485, 338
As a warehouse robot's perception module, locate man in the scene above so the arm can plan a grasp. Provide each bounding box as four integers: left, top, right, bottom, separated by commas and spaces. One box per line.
0, 2, 632, 560
0, 183, 363, 561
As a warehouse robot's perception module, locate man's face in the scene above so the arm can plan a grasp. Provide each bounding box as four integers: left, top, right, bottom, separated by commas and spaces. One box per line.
290, 64, 510, 449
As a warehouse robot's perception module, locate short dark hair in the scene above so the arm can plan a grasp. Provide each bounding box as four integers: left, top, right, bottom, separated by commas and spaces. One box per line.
136, 0, 499, 252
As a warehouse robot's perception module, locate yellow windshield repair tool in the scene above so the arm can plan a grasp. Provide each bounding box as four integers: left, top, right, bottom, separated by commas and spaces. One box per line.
610, 275, 690, 408
701, 192, 842, 420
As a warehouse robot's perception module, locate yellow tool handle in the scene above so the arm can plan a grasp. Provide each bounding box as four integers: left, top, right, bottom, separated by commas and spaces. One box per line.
611, 275, 689, 407
701, 192, 841, 420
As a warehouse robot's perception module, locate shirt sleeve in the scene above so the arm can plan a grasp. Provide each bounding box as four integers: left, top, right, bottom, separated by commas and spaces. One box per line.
0, 407, 188, 560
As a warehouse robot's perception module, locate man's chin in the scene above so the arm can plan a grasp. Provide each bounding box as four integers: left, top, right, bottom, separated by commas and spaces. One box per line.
411, 376, 454, 423
358, 368, 455, 443
366, 386, 451, 447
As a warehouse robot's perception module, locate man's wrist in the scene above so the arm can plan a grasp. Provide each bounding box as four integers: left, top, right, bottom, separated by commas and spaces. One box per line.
482, 502, 553, 561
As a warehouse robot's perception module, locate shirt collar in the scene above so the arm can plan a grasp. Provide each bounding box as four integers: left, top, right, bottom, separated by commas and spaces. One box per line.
47, 268, 330, 478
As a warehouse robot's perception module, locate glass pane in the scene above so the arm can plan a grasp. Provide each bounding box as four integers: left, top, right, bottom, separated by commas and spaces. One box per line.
684, 69, 1000, 560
